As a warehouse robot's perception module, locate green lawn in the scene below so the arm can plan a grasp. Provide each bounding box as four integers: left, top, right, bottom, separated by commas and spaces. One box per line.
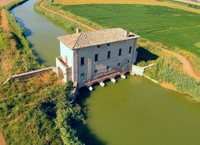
60, 4, 200, 57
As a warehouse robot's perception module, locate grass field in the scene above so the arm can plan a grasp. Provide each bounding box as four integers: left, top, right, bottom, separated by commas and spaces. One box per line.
60, 4, 200, 57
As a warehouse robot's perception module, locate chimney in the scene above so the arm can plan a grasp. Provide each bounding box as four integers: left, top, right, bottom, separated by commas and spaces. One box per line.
76, 28, 81, 33
125, 30, 129, 37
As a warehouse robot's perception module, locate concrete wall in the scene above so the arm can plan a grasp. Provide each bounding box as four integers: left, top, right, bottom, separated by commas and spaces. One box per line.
3, 67, 55, 85
75, 38, 139, 87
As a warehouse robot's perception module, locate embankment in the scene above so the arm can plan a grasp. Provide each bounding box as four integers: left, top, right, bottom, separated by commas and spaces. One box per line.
36, 0, 200, 100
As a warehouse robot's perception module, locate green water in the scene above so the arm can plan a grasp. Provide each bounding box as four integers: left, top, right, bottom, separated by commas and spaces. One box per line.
10, 1, 200, 145
77, 76, 200, 145
11, 0, 66, 66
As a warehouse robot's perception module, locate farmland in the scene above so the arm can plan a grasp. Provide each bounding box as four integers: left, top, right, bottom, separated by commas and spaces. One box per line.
59, 4, 200, 57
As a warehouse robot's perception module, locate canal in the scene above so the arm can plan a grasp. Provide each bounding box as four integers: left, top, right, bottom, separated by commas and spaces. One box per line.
11, 0, 66, 66
11, 1, 200, 145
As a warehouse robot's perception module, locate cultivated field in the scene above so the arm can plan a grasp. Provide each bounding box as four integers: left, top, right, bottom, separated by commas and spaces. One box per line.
60, 4, 200, 57
54, 0, 200, 14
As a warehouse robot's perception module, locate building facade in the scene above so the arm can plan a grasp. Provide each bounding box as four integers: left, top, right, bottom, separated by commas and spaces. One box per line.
56, 28, 140, 89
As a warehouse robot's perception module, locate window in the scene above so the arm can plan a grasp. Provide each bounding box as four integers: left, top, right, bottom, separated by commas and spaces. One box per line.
129, 46, 132, 54
118, 63, 120, 66
127, 60, 130, 63
106, 66, 109, 70
94, 69, 97, 73
81, 57, 84, 66
81, 73, 84, 77
118, 48, 122, 56
97, 45, 100, 48
107, 51, 111, 59
95, 54, 98, 62
107, 43, 110, 46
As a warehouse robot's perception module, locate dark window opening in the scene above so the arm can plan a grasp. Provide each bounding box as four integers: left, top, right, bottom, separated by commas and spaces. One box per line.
107, 51, 111, 59
118, 49, 122, 56
107, 43, 110, 46
95, 54, 98, 62
106, 66, 109, 70
118, 63, 120, 66
81, 57, 84, 66
127, 60, 130, 63
97, 45, 100, 48
94, 69, 97, 73
129, 46, 132, 54
81, 73, 84, 77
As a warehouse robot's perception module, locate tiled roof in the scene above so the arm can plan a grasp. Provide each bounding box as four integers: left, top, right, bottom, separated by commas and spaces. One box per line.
58, 28, 140, 50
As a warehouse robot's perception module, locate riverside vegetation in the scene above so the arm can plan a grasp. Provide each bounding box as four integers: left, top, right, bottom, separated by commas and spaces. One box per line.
0, 0, 200, 144
0, 1, 84, 145
37, 0, 200, 99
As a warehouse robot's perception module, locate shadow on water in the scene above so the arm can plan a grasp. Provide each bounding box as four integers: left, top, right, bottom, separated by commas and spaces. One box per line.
136, 47, 159, 64
75, 87, 107, 145
15, 16, 33, 38
10, 13, 46, 64
10, 12, 34, 48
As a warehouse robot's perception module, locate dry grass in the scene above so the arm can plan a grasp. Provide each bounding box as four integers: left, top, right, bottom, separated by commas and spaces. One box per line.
0, 129, 6, 145
0, 9, 9, 32
54, 0, 164, 5
54, 0, 200, 14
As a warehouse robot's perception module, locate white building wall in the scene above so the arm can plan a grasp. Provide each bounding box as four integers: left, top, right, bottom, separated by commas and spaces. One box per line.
60, 42, 74, 67
60, 42, 75, 81
76, 38, 138, 88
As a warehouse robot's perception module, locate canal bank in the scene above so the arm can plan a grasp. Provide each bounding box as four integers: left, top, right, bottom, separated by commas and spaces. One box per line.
7, 0, 200, 145
10, 0, 67, 66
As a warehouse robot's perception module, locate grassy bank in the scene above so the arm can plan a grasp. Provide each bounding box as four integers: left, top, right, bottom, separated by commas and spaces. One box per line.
0, 73, 84, 145
0, 1, 84, 144
137, 39, 200, 100
0, 9, 40, 84
34, 0, 103, 32
34, 0, 91, 33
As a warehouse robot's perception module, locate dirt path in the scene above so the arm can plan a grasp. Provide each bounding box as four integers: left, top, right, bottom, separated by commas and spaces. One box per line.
176, 0, 200, 6
161, 48, 200, 82
0, 9, 9, 32
0, 130, 6, 145
0, 0, 15, 6
39, 0, 97, 31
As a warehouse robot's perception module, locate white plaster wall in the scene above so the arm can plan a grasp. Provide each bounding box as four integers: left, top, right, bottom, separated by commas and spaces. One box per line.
60, 42, 74, 67
76, 38, 139, 87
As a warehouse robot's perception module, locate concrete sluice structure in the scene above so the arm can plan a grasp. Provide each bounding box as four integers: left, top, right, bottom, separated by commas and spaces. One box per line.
56, 28, 140, 91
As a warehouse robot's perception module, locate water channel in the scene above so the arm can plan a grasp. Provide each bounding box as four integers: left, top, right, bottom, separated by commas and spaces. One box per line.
11, 0, 200, 145
11, 0, 66, 66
